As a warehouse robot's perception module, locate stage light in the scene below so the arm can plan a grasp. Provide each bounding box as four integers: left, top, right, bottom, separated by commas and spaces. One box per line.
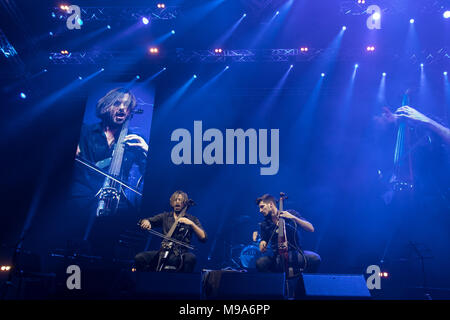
136, 75, 140, 79
366, 46, 375, 52
444, 71, 448, 76
354, 64, 359, 69
149, 47, 159, 54
290, 64, 293, 68
157, 3, 166, 9
214, 48, 223, 53
60, 5, 69, 11
321, 73, 325, 77
443, 11, 450, 19
171, 30, 175, 34
383, 272, 388, 277
225, 66, 229, 69
49, 31, 54, 36
243, 13, 247, 17
276, 11, 280, 15
101, 68, 105, 71
358, 0, 366, 3
193, 75, 197, 79
342, 26, 347, 30
142, 17, 149, 25
410, 18, 415, 24
78, 76, 82, 80
44, 69, 48, 73
382, 72, 386, 76
420, 63, 424, 68
20, 92, 26, 99
300, 47, 309, 52
60, 50, 69, 55
163, 67, 167, 70
107, 25, 111, 29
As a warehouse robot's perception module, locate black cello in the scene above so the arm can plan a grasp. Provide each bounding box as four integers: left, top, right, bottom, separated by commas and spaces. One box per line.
96, 117, 131, 217
273, 192, 290, 276
390, 90, 414, 194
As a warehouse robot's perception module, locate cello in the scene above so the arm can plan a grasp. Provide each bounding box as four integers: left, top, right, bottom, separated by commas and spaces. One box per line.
390, 90, 414, 195
95, 116, 131, 217
273, 192, 290, 276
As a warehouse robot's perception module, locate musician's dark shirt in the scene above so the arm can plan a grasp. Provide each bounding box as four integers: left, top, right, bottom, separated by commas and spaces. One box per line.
147, 211, 207, 253
78, 122, 147, 174
72, 122, 147, 197
259, 209, 303, 254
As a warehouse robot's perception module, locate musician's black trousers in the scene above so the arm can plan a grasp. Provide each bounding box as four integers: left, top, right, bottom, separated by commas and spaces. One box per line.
134, 250, 197, 273
256, 250, 321, 273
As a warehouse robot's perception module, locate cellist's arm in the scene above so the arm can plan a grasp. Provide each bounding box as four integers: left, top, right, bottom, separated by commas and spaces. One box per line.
178, 217, 207, 241
395, 106, 450, 145
280, 211, 314, 232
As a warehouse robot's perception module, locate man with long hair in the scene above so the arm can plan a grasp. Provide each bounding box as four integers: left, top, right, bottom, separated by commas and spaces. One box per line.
77, 87, 148, 171
135, 190, 207, 272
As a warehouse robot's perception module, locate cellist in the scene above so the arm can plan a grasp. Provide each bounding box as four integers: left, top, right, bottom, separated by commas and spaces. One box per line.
255, 194, 321, 274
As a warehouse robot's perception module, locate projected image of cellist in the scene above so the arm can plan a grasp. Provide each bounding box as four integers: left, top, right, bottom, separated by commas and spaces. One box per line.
374, 100, 450, 205
65, 86, 153, 258
73, 87, 148, 216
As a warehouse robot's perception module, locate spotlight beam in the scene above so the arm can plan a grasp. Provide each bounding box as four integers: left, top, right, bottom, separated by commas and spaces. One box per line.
6, 69, 104, 137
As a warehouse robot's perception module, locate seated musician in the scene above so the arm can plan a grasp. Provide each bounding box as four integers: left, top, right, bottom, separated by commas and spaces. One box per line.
134, 190, 207, 272
255, 194, 321, 274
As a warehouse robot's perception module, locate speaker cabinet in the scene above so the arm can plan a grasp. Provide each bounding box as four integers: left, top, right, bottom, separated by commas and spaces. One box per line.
297, 274, 371, 299
202, 270, 286, 299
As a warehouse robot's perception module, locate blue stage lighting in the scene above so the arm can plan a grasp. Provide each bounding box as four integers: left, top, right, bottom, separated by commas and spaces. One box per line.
171, 30, 175, 34
43, 69, 48, 72
382, 72, 386, 76
444, 71, 448, 76
276, 11, 280, 15
410, 18, 415, 24
142, 17, 149, 25
321, 73, 325, 77
20, 92, 26, 99
290, 64, 293, 68
78, 76, 83, 80
342, 26, 347, 30
136, 75, 140, 79
420, 63, 424, 68
444, 11, 450, 19
49, 31, 53, 36
107, 25, 111, 29
354, 64, 359, 69
101, 68, 105, 71
243, 13, 247, 17
225, 66, 229, 69
193, 75, 197, 79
